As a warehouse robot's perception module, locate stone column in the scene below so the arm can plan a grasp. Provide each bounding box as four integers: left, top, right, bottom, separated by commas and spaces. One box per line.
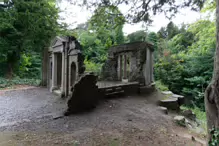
51, 53, 57, 91
120, 55, 123, 80
145, 48, 151, 86
151, 51, 154, 82
124, 54, 127, 79
117, 55, 121, 80
61, 52, 65, 94
129, 53, 131, 73
64, 42, 69, 97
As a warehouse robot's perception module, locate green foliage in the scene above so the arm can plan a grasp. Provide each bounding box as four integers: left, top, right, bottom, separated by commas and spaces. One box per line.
155, 80, 169, 91
155, 20, 215, 110
18, 52, 41, 79
157, 22, 181, 40
84, 59, 103, 76
209, 128, 219, 146
201, 0, 216, 13
181, 106, 206, 122
0, 77, 40, 89
0, 0, 59, 77
127, 30, 147, 42
77, 5, 125, 64
77, 0, 205, 24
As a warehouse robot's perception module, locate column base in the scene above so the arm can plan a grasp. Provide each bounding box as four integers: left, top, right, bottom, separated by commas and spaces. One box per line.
122, 79, 129, 83
50, 86, 58, 92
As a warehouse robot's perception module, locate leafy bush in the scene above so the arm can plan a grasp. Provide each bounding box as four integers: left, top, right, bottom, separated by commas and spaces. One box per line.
155, 20, 215, 110
0, 77, 40, 89
155, 80, 169, 91
84, 59, 103, 76
209, 128, 219, 146
17, 52, 41, 79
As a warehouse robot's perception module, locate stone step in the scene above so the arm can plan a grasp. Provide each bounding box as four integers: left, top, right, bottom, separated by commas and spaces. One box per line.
158, 106, 168, 115
158, 98, 179, 111
105, 88, 114, 92
115, 87, 122, 91
105, 90, 125, 97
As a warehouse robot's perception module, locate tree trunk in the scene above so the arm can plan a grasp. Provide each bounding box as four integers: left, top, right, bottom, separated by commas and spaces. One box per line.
6, 62, 13, 79
6, 52, 18, 79
205, 0, 219, 143
41, 47, 48, 86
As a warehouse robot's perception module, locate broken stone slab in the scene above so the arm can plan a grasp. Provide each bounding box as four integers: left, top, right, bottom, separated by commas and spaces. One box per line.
162, 91, 173, 95
171, 94, 185, 106
172, 94, 184, 98
174, 115, 198, 129
181, 109, 196, 121
174, 116, 186, 127
64, 73, 103, 116
159, 98, 179, 111
158, 106, 168, 115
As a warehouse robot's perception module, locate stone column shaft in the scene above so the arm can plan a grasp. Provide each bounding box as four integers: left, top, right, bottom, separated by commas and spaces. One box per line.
61, 52, 65, 94
124, 54, 127, 79
120, 55, 123, 80
51, 53, 57, 91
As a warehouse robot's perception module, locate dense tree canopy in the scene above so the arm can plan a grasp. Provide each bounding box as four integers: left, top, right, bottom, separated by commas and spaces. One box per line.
0, 0, 60, 77
66, 0, 205, 24
76, 5, 125, 66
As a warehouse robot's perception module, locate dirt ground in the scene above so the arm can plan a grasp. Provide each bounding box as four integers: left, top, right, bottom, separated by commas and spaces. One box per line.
0, 87, 206, 146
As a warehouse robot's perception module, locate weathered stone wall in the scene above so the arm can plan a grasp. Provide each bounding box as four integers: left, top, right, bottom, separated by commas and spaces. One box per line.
129, 48, 146, 84
101, 41, 154, 85
101, 57, 118, 81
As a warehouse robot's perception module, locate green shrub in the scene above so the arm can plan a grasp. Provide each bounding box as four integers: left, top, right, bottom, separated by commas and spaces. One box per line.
155, 80, 169, 91
209, 128, 219, 146
18, 52, 41, 79
0, 77, 40, 89
84, 59, 103, 76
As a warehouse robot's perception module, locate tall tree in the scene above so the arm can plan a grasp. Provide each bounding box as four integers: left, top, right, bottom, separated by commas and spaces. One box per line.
127, 30, 147, 42
89, 5, 125, 45
205, 0, 219, 143
0, 0, 59, 78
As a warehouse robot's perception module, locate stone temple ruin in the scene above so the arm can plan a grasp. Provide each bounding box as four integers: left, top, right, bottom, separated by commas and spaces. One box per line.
47, 36, 154, 114
101, 41, 154, 86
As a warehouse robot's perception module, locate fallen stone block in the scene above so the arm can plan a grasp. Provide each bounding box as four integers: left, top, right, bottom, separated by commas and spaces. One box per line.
64, 73, 103, 115
174, 116, 186, 127
158, 106, 168, 115
172, 94, 185, 106
162, 91, 173, 95
159, 98, 179, 111
181, 109, 196, 121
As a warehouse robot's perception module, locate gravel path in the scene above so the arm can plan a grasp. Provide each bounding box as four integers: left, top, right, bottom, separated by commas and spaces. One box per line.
0, 88, 204, 146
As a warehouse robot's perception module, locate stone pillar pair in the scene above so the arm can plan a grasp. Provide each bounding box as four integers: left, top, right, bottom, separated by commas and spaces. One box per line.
50, 52, 65, 93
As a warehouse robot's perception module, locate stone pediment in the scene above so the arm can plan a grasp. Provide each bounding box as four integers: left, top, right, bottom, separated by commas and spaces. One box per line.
52, 36, 68, 48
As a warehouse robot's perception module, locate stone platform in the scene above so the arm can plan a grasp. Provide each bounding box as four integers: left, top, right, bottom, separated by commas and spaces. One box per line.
97, 81, 139, 89
97, 81, 139, 98
53, 81, 140, 98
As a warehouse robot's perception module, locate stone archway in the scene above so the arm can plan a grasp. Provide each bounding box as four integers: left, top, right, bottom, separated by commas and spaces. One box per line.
70, 62, 77, 87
